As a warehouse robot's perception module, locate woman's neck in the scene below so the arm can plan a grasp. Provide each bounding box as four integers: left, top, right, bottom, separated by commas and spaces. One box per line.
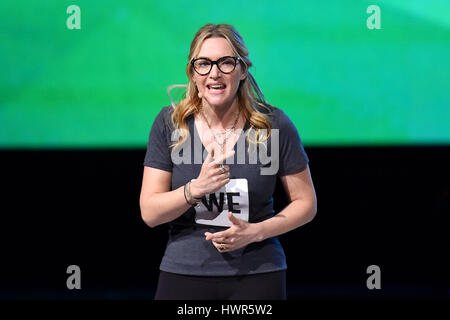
200, 98, 241, 130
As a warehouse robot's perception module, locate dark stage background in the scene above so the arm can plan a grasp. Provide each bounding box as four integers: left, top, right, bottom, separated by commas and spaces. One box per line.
1, 146, 448, 300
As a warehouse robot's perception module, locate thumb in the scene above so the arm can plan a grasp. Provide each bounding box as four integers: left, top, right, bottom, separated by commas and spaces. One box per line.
205, 147, 214, 164
228, 212, 241, 226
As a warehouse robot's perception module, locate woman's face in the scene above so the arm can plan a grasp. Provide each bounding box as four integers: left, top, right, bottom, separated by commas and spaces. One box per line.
192, 37, 246, 110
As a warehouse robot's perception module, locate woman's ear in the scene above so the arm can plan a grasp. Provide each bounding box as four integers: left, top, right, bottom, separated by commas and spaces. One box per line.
239, 60, 248, 81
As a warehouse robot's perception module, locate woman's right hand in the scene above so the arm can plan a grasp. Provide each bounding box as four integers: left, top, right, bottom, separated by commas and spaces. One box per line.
190, 147, 234, 199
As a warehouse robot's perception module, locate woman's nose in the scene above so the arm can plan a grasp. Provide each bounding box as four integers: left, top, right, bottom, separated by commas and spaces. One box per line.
209, 63, 221, 78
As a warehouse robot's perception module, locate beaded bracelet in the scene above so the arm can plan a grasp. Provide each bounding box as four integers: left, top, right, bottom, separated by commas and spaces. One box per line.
184, 181, 202, 206
183, 183, 191, 205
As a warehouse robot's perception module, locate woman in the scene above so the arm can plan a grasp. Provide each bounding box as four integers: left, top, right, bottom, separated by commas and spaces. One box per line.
140, 23, 317, 300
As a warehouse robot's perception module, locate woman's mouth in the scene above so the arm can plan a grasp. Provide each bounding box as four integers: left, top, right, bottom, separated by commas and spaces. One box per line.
206, 84, 226, 94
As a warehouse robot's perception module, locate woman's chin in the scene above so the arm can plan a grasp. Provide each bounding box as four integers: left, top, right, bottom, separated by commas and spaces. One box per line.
204, 96, 230, 108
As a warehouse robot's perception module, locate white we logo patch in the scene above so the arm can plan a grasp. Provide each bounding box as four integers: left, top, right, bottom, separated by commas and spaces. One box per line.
194, 178, 249, 227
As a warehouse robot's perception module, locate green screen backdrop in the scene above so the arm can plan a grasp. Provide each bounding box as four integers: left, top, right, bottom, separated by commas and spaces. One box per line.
1, 0, 449, 148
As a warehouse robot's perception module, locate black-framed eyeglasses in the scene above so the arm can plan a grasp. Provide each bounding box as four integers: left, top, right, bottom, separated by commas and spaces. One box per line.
191, 56, 240, 76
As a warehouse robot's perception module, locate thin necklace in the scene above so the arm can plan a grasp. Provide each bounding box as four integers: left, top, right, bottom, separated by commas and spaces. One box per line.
200, 106, 241, 156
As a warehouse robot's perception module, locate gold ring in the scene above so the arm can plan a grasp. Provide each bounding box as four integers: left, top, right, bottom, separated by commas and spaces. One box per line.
219, 164, 225, 174
219, 244, 226, 251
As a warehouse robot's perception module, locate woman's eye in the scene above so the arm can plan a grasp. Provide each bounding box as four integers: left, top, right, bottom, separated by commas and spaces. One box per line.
222, 59, 234, 65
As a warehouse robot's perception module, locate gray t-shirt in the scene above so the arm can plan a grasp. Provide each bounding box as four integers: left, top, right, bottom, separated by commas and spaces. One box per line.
143, 104, 309, 276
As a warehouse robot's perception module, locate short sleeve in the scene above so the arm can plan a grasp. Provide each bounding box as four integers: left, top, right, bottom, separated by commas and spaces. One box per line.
143, 107, 173, 172
276, 109, 309, 176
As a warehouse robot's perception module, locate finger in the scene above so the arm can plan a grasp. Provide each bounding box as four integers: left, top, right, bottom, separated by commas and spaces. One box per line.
211, 241, 221, 250
205, 231, 221, 241
211, 236, 228, 244
228, 212, 242, 226
222, 172, 230, 181
204, 232, 213, 240
216, 166, 229, 176
212, 242, 227, 252
204, 147, 215, 164
219, 176, 230, 186
212, 241, 232, 252
205, 230, 229, 241
211, 150, 235, 166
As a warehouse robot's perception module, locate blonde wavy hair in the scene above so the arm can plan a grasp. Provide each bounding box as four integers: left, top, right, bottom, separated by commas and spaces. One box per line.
169, 23, 273, 152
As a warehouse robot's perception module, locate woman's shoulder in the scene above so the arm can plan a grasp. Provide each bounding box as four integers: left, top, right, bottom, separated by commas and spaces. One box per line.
254, 103, 291, 128
159, 105, 175, 118
153, 105, 175, 129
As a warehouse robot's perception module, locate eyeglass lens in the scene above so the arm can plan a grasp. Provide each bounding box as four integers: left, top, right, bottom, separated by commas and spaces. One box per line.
193, 57, 237, 75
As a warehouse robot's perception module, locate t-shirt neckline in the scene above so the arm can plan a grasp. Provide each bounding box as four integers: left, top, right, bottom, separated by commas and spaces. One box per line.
189, 112, 250, 154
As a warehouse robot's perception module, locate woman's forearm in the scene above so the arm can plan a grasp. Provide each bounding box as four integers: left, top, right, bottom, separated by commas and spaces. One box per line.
255, 199, 317, 242
140, 185, 193, 228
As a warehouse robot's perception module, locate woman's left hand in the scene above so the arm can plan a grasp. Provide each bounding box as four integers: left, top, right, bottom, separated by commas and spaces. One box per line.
205, 212, 263, 253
